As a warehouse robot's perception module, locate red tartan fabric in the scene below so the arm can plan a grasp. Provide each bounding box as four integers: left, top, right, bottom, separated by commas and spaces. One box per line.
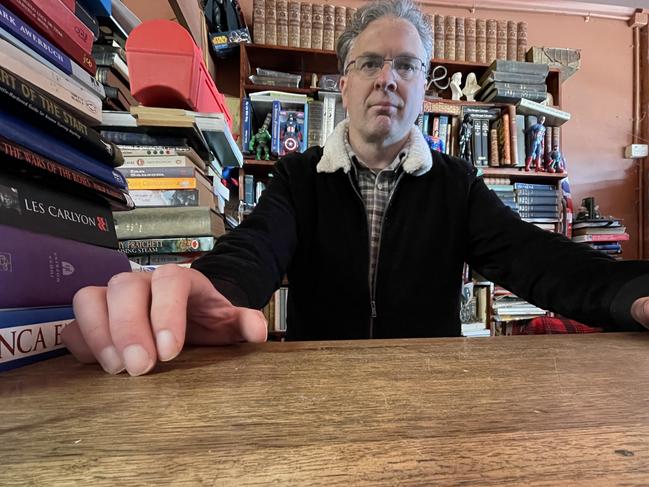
524, 316, 603, 334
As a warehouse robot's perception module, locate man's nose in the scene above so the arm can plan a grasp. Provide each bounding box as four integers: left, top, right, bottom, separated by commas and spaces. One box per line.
374, 62, 398, 91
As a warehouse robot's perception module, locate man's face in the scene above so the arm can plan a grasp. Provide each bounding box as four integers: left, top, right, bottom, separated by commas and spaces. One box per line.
340, 16, 427, 146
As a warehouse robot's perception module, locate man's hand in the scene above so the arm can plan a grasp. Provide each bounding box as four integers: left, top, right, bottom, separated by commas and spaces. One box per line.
631, 297, 649, 329
61, 265, 268, 376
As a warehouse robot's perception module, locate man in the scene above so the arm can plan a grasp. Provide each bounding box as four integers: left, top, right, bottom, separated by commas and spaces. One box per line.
63, 0, 649, 377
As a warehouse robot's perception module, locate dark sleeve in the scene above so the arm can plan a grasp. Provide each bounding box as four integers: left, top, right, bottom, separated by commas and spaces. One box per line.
464, 172, 649, 330
191, 159, 298, 309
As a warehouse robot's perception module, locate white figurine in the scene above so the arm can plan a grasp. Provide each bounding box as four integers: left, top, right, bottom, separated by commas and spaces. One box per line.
450, 72, 463, 100
462, 72, 481, 102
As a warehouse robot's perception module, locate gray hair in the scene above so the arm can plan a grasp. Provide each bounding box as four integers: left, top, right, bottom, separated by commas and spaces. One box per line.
336, 0, 433, 74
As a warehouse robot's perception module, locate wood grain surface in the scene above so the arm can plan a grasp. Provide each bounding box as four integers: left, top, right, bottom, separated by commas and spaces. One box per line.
3, 333, 649, 486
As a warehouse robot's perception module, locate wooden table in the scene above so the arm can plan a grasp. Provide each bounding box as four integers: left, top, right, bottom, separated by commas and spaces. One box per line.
3, 333, 649, 486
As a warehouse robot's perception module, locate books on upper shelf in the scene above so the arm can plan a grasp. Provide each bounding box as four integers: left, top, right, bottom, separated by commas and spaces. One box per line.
516, 98, 571, 127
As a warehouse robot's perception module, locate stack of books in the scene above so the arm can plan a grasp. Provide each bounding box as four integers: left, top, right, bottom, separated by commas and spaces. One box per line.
572, 219, 628, 259
0, 0, 134, 371
514, 182, 561, 224
477, 59, 549, 104
101, 106, 242, 269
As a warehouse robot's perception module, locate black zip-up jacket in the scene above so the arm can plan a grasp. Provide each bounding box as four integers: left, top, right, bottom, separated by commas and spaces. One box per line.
192, 125, 649, 340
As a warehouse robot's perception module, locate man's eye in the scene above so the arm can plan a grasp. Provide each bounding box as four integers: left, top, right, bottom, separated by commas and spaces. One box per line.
361, 59, 383, 70
396, 61, 417, 71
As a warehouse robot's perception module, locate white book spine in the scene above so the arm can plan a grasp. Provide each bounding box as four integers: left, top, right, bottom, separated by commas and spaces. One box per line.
0, 320, 70, 366
0, 39, 102, 124
121, 155, 193, 167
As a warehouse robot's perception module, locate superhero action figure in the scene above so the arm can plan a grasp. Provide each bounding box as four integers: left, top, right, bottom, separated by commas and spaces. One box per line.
249, 114, 272, 160
546, 144, 566, 174
280, 112, 303, 155
524, 115, 546, 172
426, 129, 445, 153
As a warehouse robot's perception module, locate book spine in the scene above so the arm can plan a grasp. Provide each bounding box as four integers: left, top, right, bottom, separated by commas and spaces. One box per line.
288, 1, 300, 48
0, 170, 119, 248
126, 177, 200, 190
0, 136, 132, 210
491, 89, 548, 103
544, 126, 553, 165
0, 38, 102, 124
114, 208, 223, 240
78, 0, 111, 16
444, 16, 455, 60
121, 155, 194, 168
454, 16, 465, 61
333, 6, 346, 47
299, 2, 312, 49
0, 224, 131, 308
0, 320, 71, 371
119, 236, 216, 255
465, 17, 476, 63
486, 19, 497, 63
243, 174, 255, 206
3, 0, 97, 75
345, 7, 356, 30
271, 100, 281, 156
0, 109, 126, 189
485, 72, 548, 84
37, 0, 95, 52
501, 112, 511, 166
516, 195, 559, 205
507, 20, 517, 61
514, 182, 557, 191
310, 3, 323, 50
101, 130, 187, 148
480, 119, 489, 164
496, 20, 507, 60
476, 19, 486, 63
433, 15, 444, 59
252, 0, 265, 44
242, 97, 252, 154
492, 59, 549, 76
119, 166, 198, 178
322, 5, 335, 51
489, 127, 499, 167
0, 67, 121, 166
264, 0, 277, 45
276, 0, 288, 46
128, 188, 211, 208
307, 99, 323, 148
492, 81, 547, 93
507, 105, 519, 167
517, 22, 528, 62
472, 116, 481, 166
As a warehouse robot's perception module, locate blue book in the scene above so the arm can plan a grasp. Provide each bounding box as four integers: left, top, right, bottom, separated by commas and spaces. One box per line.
0, 306, 74, 372
78, 0, 112, 16
242, 98, 252, 154
0, 109, 127, 189
271, 100, 281, 156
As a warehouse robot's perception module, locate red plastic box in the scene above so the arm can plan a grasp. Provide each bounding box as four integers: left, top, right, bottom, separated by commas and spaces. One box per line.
125, 19, 232, 129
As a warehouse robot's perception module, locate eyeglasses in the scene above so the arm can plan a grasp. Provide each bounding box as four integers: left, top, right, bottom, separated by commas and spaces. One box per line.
344, 55, 426, 81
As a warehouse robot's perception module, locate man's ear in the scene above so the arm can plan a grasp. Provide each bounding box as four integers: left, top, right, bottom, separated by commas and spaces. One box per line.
339, 75, 349, 110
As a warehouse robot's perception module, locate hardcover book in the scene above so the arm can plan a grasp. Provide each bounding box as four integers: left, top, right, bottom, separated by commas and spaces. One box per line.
299, 2, 312, 49
0, 170, 119, 248
322, 5, 335, 51
444, 15, 455, 60
496, 20, 507, 60
433, 15, 444, 59
114, 207, 226, 239
118, 236, 217, 255
0, 109, 127, 189
476, 19, 486, 63
0, 136, 133, 211
252, 0, 265, 44
0, 224, 131, 308
0, 306, 73, 371
0, 66, 122, 166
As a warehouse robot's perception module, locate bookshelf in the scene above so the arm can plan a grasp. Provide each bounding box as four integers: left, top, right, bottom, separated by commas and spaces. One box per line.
236, 40, 569, 338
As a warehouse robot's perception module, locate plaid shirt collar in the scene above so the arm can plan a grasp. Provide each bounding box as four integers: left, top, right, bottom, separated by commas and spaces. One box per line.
344, 127, 408, 176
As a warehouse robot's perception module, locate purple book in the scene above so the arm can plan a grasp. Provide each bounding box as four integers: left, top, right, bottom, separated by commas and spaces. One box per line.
0, 224, 131, 308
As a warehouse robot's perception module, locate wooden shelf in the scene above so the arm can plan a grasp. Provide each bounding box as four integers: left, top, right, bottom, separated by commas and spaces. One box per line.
244, 158, 276, 167
243, 83, 318, 95
481, 167, 568, 180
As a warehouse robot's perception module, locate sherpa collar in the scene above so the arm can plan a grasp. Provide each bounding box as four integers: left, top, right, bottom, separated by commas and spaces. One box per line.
316, 119, 433, 176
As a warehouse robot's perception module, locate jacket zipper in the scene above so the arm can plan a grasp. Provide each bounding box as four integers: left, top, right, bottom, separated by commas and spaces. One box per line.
369, 172, 405, 338
348, 171, 405, 338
